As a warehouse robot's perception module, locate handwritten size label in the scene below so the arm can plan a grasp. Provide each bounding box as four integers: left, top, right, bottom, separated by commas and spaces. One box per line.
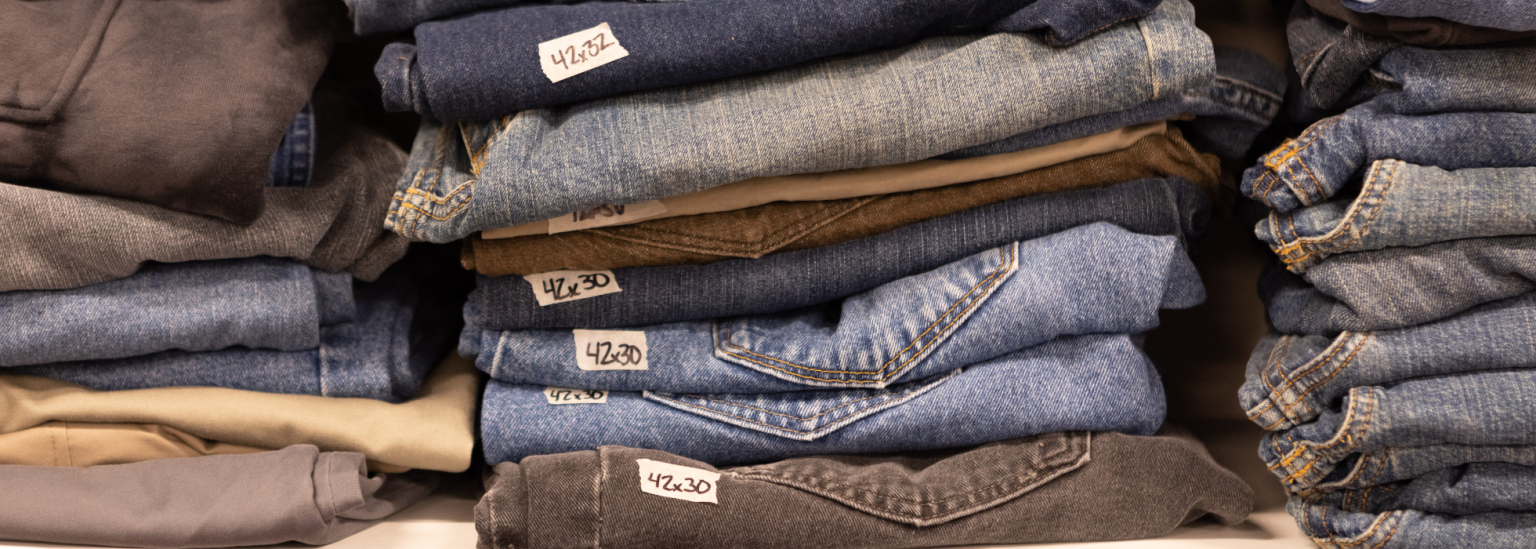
539, 23, 630, 83
543, 386, 609, 404
573, 329, 647, 370
523, 270, 622, 306
637, 459, 719, 504
547, 200, 668, 234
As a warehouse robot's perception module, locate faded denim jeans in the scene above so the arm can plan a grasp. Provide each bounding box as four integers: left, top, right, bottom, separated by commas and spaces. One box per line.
384, 0, 1213, 242
1341, 0, 1536, 32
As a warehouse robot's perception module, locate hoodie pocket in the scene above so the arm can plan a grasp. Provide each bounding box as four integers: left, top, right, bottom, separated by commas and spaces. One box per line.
0, 0, 121, 123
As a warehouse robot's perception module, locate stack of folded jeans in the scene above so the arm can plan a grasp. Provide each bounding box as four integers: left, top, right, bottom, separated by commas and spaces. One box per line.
1238, 3, 1536, 547
361, 0, 1287, 545
0, 2, 471, 546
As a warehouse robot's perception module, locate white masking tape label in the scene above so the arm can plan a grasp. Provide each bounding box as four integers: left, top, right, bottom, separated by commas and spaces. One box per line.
547, 201, 668, 234
637, 459, 720, 504
543, 386, 609, 404
524, 270, 621, 306
539, 22, 630, 83
573, 329, 648, 371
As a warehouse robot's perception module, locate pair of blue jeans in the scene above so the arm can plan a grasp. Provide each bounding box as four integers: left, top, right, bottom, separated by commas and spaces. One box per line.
1243, 292, 1536, 432
1261, 236, 1536, 333
1310, 462, 1536, 516
0, 258, 351, 367
1254, 160, 1536, 274
1341, 0, 1536, 32
469, 177, 1209, 330
481, 332, 1165, 465
384, 0, 1213, 243
375, 0, 1164, 118
1288, 498, 1536, 549
466, 223, 1201, 392
10, 259, 461, 402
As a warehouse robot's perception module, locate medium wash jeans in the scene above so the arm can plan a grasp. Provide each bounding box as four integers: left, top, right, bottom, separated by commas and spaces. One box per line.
1, 258, 351, 367
1261, 236, 1536, 333
467, 224, 1201, 392
1342, 0, 1536, 32
1243, 292, 1536, 432
11, 261, 460, 402
384, 0, 1212, 243
1310, 462, 1536, 516
377, 0, 1163, 118
1258, 368, 1536, 495
1288, 500, 1536, 549
481, 333, 1165, 465
1255, 161, 1536, 274
470, 177, 1209, 330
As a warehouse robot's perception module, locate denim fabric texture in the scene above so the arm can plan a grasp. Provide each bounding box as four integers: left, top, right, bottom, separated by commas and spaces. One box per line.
10, 260, 461, 402
1287, 2, 1399, 111
1287, 499, 1536, 549
1341, 0, 1536, 32
481, 333, 1165, 465
1255, 161, 1536, 273
468, 224, 1200, 392
384, 0, 1213, 243
1, 258, 351, 367
1305, 0, 1536, 47
1259, 368, 1536, 495
1312, 462, 1536, 515
470, 177, 1209, 330
377, 0, 1164, 118
1261, 237, 1536, 333
1242, 293, 1536, 431
267, 103, 316, 189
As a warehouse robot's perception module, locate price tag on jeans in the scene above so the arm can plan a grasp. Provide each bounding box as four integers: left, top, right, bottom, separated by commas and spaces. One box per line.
524, 270, 622, 306
538, 22, 630, 83
547, 201, 668, 234
573, 329, 648, 370
543, 386, 609, 404
637, 459, 719, 504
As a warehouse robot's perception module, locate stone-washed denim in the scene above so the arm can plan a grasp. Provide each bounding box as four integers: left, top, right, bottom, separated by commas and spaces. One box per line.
377, 0, 1163, 118
1287, 498, 1536, 549
10, 260, 462, 402
1255, 161, 1536, 274
384, 0, 1212, 243
1287, 1, 1398, 111
482, 333, 1165, 465
466, 224, 1200, 392
1342, 0, 1536, 32
267, 103, 316, 189
1244, 45, 1536, 214
1310, 462, 1536, 516
1242, 293, 1536, 432
1, 258, 352, 367
1258, 368, 1536, 495
1261, 236, 1536, 333
470, 177, 1209, 331
1305, 0, 1536, 48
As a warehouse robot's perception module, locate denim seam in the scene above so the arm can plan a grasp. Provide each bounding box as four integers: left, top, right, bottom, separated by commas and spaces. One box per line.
647, 391, 905, 436
1249, 334, 1305, 419
1213, 74, 1284, 104
677, 393, 895, 422
590, 199, 872, 257
715, 243, 1016, 384
1258, 333, 1370, 430
1278, 388, 1376, 488
1259, 116, 1342, 203
594, 447, 606, 549
1277, 160, 1399, 269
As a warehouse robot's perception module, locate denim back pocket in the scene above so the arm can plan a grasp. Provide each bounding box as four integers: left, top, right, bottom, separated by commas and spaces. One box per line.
711, 242, 1019, 388
728, 431, 1091, 526
642, 368, 961, 441
0, 0, 120, 123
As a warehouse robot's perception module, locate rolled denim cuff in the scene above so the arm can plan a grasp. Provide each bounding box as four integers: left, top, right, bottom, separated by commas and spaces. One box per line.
377, 42, 430, 117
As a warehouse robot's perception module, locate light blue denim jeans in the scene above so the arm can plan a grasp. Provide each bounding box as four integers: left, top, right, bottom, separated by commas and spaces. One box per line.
1255, 161, 1536, 274
1, 258, 351, 367
384, 0, 1213, 243
1243, 292, 1536, 432
1261, 236, 1536, 333
1287, 498, 1536, 549
1312, 462, 1536, 516
469, 177, 1209, 330
481, 333, 1165, 465
10, 260, 460, 402
467, 223, 1201, 392
1341, 0, 1536, 32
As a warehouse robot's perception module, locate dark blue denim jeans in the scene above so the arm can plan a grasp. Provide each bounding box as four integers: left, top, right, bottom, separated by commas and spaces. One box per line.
481, 333, 1165, 465
374, 0, 1163, 118
469, 177, 1209, 330
1287, 498, 1536, 549
1341, 0, 1536, 32
466, 224, 1200, 392
1, 258, 351, 367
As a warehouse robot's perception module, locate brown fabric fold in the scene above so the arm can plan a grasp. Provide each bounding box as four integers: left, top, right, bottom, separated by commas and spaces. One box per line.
1305, 0, 1536, 46
464, 128, 1219, 276
0, 422, 410, 474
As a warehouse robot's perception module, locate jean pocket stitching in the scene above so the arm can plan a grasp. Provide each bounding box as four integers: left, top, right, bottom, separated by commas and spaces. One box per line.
1280, 160, 1398, 268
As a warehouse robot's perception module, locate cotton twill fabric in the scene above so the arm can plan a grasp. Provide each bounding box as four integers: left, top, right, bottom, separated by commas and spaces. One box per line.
464, 128, 1217, 275
1304, 0, 1536, 46
481, 333, 1167, 465
479, 122, 1171, 240
376, 0, 1162, 118
0, 422, 268, 468
0, 354, 480, 472
0, 445, 437, 549
469, 224, 1202, 393
1340, 0, 1536, 32
473, 432, 1252, 549
0, 258, 353, 366
0, 116, 409, 292
384, 0, 1214, 243
0, 0, 336, 223
469, 177, 1209, 331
